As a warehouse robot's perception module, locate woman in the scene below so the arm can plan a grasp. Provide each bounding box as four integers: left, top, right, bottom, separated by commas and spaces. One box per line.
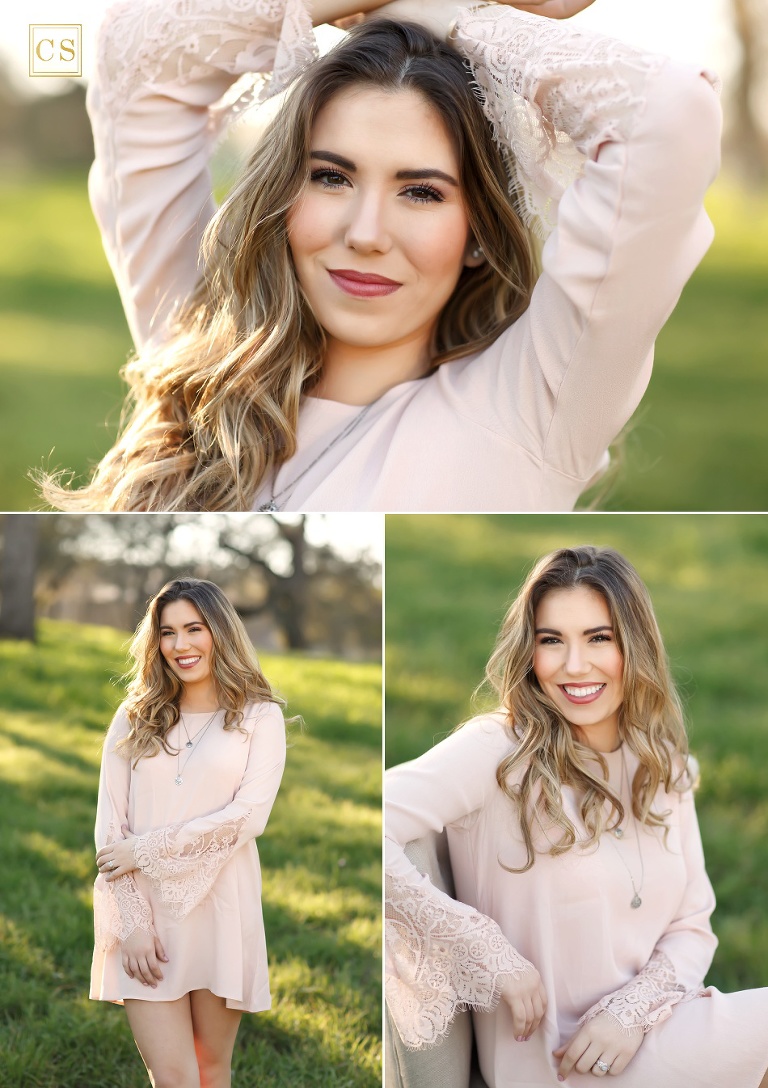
91, 578, 287, 1088
39, 0, 720, 511
385, 546, 768, 1086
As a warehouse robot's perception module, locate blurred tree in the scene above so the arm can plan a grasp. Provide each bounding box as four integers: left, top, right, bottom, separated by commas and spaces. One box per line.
0, 514, 39, 640
729, 0, 768, 183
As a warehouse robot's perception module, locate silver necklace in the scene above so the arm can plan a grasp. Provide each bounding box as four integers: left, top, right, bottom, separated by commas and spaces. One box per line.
606, 747, 645, 908
174, 709, 219, 785
257, 400, 375, 511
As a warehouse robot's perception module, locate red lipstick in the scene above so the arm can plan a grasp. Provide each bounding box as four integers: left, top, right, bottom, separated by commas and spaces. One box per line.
328, 268, 401, 298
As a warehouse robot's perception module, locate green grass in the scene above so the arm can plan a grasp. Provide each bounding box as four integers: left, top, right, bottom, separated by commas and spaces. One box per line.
385, 513, 768, 992
0, 167, 766, 511
0, 619, 381, 1088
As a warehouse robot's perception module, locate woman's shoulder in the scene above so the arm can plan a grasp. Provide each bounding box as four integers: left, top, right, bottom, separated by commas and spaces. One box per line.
241, 699, 285, 731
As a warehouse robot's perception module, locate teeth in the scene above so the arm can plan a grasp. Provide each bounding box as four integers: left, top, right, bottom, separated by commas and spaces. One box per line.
177, 657, 200, 666
563, 684, 604, 697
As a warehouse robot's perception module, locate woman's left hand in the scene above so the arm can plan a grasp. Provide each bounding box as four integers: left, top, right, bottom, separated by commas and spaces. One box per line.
96, 824, 139, 881
553, 1011, 645, 1080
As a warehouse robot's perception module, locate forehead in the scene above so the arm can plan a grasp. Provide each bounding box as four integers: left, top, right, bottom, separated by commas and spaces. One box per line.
311, 85, 459, 172
159, 598, 204, 627
535, 585, 611, 626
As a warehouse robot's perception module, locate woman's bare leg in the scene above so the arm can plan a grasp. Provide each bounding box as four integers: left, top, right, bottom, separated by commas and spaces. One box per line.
189, 989, 243, 1088
124, 994, 200, 1088
759, 1067, 768, 1088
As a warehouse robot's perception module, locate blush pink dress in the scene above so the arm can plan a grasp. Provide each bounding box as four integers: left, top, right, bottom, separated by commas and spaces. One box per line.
90, 702, 286, 1011
385, 714, 768, 1087
86, 0, 722, 512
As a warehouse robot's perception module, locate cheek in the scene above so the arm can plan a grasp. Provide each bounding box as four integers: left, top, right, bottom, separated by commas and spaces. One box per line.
287, 193, 335, 258
407, 213, 469, 277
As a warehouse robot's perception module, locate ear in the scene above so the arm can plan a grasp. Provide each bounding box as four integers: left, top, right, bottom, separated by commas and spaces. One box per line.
464, 239, 486, 269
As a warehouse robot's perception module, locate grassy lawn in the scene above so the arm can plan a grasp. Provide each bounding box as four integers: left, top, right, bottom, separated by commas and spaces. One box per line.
0, 619, 381, 1088
0, 167, 766, 511
385, 513, 768, 992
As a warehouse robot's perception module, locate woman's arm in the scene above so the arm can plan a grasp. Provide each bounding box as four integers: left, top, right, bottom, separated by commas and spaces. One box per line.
386, 716, 544, 1048
103, 702, 286, 919
93, 707, 156, 952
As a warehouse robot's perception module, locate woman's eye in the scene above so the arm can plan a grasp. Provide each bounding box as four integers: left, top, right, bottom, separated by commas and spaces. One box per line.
310, 168, 350, 190
538, 636, 560, 645
403, 184, 444, 205
590, 634, 611, 643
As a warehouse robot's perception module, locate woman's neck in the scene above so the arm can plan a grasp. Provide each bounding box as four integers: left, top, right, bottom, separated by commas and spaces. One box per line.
178, 679, 219, 713
308, 333, 431, 405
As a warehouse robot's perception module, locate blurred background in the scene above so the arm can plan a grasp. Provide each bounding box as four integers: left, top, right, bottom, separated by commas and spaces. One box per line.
0, 0, 766, 510
0, 512, 382, 1088
385, 513, 768, 993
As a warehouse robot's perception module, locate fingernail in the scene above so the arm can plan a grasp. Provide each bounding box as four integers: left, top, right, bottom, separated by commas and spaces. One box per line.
516, 1036, 524, 1042
558, 1078, 564, 1083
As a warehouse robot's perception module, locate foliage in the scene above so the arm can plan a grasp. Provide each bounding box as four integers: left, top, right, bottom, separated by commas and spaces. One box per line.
385, 513, 768, 992
0, 619, 381, 1088
0, 168, 766, 511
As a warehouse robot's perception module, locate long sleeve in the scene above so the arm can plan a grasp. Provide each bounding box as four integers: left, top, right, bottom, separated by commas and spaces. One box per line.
385, 716, 534, 1049
93, 706, 156, 952
450, 7, 722, 484
86, 0, 318, 351
131, 702, 286, 919
578, 783, 717, 1035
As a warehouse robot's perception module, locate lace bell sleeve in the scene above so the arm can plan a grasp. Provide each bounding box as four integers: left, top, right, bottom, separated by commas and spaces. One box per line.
385, 716, 535, 1049
578, 779, 717, 1035
129, 702, 286, 918
93, 706, 156, 952
87, 0, 318, 352
450, 7, 722, 485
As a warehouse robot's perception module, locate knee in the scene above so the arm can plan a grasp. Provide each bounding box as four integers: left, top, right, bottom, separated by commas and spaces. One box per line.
197, 1056, 231, 1088
149, 1065, 200, 1088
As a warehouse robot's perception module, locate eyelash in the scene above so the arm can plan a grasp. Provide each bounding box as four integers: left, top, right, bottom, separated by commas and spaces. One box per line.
161, 626, 203, 636
309, 168, 445, 205
537, 634, 612, 646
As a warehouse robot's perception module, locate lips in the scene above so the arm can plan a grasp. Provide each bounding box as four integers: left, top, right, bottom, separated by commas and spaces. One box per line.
175, 656, 202, 669
328, 268, 401, 298
559, 683, 606, 704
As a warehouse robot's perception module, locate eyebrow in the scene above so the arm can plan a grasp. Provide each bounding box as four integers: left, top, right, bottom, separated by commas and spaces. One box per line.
310, 149, 459, 187
160, 621, 206, 631
534, 626, 614, 636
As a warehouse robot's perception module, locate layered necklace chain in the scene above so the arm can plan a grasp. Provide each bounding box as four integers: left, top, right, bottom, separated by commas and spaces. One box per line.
174, 709, 219, 786
606, 746, 645, 909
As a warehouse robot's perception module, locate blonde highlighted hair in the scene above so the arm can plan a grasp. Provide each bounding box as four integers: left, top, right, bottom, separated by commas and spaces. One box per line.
40, 18, 536, 511
482, 546, 690, 872
118, 578, 282, 765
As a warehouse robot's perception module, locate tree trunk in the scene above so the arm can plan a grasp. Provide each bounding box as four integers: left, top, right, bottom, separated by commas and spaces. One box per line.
0, 515, 40, 641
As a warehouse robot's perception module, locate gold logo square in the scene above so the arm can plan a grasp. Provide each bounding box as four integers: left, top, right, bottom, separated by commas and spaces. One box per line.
29, 25, 82, 78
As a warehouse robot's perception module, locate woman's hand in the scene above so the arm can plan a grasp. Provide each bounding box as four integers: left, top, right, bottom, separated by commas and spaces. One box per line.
553, 1011, 645, 1080
500, 965, 548, 1041
502, 0, 596, 17
121, 931, 169, 988
360, 0, 594, 41
96, 823, 139, 881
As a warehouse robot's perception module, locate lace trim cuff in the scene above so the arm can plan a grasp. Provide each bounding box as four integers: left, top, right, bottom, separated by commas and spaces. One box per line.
578, 949, 706, 1035
94, 875, 156, 952
133, 810, 251, 918
385, 877, 532, 1048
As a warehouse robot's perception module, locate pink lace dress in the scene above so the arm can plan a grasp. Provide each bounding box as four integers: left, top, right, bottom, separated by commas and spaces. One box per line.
87, 0, 722, 512
90, 702, 286, 1010
385, 714, 768, 1087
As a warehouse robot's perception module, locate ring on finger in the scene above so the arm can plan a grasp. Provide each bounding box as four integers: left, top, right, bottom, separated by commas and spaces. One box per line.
592, 1058, 611, 1075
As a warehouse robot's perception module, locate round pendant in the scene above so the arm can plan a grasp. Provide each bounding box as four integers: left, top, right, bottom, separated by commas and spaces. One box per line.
186, 740, 193, 748
630, 895, 642, 909
175, 775, 183, 786
257, 501, 278, 512
614, 827, 624, 838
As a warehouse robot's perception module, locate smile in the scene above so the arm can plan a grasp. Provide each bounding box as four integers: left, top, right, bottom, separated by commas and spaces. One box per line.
559, 683, 606, 703
328, 268, 402, 298
176, 656, 201, 668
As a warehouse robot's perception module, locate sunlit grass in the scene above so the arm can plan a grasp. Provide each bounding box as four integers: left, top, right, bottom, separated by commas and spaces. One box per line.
0, 618, 381, 1088
0, 167, 766, 510
385, 513, 768, 994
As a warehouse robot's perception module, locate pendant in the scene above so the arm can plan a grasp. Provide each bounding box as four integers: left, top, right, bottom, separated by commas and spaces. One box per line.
630, 894, 642, 909
257, 501, 278, 512
614, 828, 624, 838
175, 775, 183, 786
186, 740, 193, 748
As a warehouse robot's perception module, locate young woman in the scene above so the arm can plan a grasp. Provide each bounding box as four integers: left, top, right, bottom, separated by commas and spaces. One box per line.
385, 546, 768, 1086
91, 578, 287, 1088
40, 0, 720, 511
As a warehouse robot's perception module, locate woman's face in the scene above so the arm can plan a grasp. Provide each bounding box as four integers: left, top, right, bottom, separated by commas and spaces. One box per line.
158, 599, 214, 688
287, 85, 482, 373
532, 586, 624, 750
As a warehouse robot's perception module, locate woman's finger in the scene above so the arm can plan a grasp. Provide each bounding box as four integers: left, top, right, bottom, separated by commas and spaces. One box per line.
575, 1042, 603, 1075
154, 937, 169, 964
137, 955, 157, 987
557, 1034, 588, 1080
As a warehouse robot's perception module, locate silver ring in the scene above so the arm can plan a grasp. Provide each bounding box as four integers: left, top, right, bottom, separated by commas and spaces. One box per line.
593, 1059, 610, 1074
110, 861, 118, 870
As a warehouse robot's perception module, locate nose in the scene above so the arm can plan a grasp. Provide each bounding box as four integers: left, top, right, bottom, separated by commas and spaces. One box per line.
174, 631, 190, 652
344, 188, 392, 255
564, 642, 590, 676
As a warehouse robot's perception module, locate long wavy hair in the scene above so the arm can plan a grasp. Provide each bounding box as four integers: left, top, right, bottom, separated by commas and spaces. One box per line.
481, 546, 690, 872
41, 18, 536, 511
117, 578, 282, 765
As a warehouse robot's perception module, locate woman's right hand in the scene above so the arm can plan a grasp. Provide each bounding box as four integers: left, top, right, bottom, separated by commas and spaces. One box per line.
500, 965, 548, 1041
120, 931, 169, 988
